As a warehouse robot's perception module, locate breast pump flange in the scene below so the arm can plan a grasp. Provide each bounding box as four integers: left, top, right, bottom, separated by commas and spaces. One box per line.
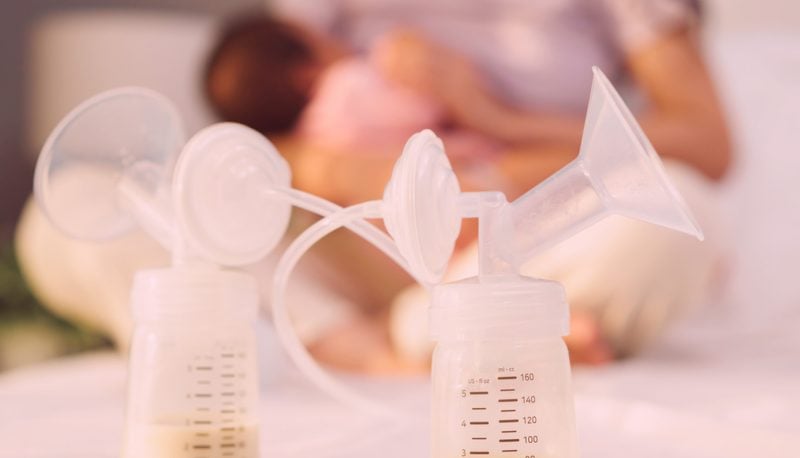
270, 67, 704, 458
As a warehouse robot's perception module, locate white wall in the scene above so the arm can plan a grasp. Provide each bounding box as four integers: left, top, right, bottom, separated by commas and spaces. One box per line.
706, 0, 800, 34
0, 0, 261, 231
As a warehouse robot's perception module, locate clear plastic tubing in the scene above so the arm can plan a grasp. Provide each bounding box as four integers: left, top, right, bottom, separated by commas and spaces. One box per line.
278, 188, 413, 273
270, 197, 423, 421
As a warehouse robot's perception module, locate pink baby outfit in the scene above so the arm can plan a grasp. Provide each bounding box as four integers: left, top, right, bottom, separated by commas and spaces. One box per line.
296, 58, 444, 151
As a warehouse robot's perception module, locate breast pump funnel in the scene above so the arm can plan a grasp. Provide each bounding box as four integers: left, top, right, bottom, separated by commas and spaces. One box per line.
508, 67, 703, 267
34, 87, 184, 244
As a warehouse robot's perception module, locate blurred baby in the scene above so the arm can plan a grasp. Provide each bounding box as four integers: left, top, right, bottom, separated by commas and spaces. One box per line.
204, 15, 497, 157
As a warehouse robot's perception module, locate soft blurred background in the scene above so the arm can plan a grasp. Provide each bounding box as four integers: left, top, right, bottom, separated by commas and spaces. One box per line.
1, 0, 798, 371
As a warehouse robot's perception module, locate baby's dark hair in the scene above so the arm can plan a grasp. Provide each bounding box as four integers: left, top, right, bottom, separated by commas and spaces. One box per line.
204, 15, 315, 134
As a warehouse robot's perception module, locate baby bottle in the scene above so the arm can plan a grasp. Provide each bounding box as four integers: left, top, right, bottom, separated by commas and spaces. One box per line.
122, 266, 260, 458
429, 277, 577, 458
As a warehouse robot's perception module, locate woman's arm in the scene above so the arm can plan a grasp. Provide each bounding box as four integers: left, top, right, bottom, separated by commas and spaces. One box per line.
379, 29, 732, 182
628, 30, 732, 180
466, 30, 732, 180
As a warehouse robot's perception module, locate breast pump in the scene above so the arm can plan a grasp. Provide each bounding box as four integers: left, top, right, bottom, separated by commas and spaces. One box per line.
270, 67, 704, 457
33, 88, 421, 457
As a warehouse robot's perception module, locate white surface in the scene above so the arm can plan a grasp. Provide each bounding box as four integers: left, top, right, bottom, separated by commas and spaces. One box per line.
0, 350, 431, 458
1, 314, 798, 458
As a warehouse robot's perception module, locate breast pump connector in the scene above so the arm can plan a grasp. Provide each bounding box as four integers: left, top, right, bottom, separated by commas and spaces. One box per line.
269, 68, 704, 458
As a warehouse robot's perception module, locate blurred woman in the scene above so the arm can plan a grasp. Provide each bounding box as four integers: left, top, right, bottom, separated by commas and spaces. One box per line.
258, 0, 731, 365
15, 0, 731, 372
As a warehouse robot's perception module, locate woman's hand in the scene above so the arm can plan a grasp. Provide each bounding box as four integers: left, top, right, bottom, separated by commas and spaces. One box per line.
372, 27, 731, 182
371, 29, 585, 147
370, 29, 495, 128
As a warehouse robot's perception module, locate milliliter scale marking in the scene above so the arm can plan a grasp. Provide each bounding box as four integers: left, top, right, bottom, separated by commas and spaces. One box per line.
185, 348, 252, 457
460, 369, 539, 457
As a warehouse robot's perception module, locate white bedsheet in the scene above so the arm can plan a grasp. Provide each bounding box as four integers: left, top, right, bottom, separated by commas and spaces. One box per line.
0, 317, 798, 458
2, 22, 800, 458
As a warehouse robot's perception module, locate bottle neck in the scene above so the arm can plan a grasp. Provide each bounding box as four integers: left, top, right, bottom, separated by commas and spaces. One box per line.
131, 266, 258, 323
429, 275, 569, 342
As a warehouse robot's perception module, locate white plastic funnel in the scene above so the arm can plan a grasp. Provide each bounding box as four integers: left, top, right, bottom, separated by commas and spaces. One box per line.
506, 67, 703, 268
35, 87, 184, 242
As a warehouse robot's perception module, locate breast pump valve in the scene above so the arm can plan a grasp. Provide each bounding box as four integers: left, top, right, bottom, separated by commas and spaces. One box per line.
271, 67, 704, 457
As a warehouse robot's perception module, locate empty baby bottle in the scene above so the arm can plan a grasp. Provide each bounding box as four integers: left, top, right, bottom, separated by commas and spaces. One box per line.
430, 276, 577, 458
122, 266, 260, 458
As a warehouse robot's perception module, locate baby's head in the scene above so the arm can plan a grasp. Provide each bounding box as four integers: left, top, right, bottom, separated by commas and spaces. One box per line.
204, 16, 335, 134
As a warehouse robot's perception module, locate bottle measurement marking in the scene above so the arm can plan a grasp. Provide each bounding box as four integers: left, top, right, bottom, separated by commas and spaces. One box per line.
460, 374, 539, 458
194, 393, 213, 398
195, 366, 213, 371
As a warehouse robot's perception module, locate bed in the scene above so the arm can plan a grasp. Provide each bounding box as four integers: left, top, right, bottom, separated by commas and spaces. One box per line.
3, 7, 800, 458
